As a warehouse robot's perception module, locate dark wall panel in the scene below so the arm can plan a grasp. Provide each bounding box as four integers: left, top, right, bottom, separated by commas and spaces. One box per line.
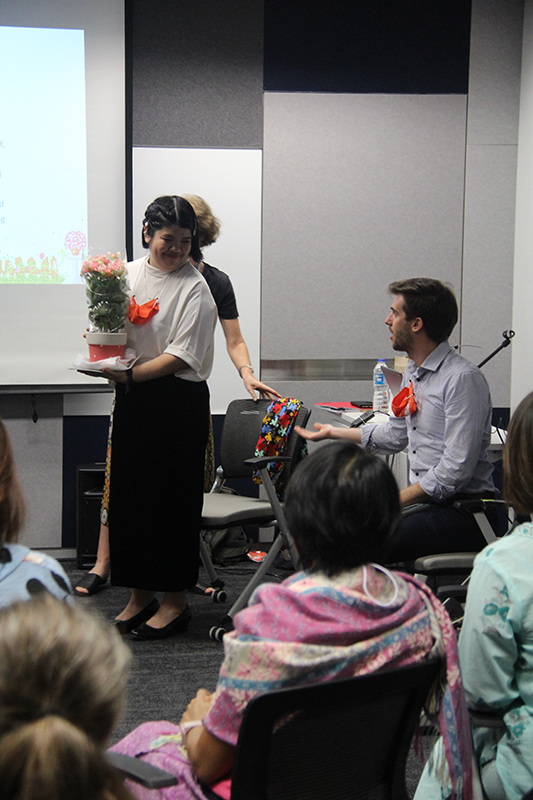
264, 0, 472, 93
129, 0, 264, 148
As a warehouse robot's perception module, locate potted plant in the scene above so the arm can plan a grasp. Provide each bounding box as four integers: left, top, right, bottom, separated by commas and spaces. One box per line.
81, 253, 130, 361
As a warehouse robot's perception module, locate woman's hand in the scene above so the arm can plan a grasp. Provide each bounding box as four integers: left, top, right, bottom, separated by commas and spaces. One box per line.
181, 689, 234, 784
181, 689, 215, 725
102, 368, 128, 384
242, 372, 281, 402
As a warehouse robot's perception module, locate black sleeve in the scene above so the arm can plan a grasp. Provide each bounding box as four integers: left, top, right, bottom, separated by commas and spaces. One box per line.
202, 263, 239, 319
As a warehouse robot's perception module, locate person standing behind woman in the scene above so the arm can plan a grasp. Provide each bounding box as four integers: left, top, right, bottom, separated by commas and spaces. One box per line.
184, 194, 279, 488
75, 196, 278, 598
183, 194, 279, 402
101, 196, 217, 640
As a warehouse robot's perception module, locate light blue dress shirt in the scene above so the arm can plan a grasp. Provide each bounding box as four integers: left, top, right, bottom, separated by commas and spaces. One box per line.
360, 341, 495, 500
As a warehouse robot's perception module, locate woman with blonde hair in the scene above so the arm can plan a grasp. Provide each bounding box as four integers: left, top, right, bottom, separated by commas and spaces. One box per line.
183, 194, 279, 404
0, 418, 71, 606
0, 593, 133, 800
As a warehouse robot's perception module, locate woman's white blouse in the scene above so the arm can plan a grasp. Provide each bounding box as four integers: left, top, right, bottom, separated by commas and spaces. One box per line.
126, 256, 217, 382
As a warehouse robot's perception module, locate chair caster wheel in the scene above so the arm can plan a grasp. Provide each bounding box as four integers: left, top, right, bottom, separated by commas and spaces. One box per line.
209, 626, 226, 642
212, 589, 227, 603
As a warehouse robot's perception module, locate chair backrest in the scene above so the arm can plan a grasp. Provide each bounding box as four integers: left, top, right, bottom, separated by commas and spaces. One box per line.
230, 659, 441, 800
219, 398, 310, 481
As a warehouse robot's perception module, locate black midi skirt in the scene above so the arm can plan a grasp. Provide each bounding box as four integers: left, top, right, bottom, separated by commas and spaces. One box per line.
108, 375, 210, 592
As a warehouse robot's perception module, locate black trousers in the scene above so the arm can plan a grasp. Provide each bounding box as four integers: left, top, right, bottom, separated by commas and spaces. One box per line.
386, 497, 504, 564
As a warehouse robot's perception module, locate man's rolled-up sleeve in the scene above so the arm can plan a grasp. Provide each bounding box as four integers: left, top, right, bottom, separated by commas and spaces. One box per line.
360, 416, 409, 454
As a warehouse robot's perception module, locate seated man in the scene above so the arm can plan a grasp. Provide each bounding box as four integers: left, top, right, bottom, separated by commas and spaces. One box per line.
296, 277, 497, 562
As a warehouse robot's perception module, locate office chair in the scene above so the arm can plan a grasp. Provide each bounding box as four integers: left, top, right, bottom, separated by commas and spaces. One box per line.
108, 659, 440, 800
405, 499, 512, 622
199, 398, 311, 641
106, 751, 178, 789
232, 659, 441, 800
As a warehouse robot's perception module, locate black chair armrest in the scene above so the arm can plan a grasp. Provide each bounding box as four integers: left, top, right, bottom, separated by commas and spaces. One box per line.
468, 710, 506, 730
437, 584, 468, 602
106, 752, 178, 788
453, 498, 507, 512
244, 456, 292, 468
401, 503, 429, 517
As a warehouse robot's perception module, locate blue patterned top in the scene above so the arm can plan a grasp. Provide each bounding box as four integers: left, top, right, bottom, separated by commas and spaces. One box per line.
0, 543, 72, 607
459, 522, 533, 800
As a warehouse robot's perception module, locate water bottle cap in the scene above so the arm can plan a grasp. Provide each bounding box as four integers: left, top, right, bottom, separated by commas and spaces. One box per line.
377, 359, 386, 363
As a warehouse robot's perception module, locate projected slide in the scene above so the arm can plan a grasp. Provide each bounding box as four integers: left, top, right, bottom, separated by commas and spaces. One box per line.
0, 26, 87, 285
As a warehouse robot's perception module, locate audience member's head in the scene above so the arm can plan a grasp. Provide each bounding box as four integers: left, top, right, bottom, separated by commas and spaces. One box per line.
183, 195, 221, 252
0, 419, 24, 548
504, 391, 533, 515
141, 195, 201, 261
388, 277, 458, 343
285, 441, 400, 575
0, 595, 132, 800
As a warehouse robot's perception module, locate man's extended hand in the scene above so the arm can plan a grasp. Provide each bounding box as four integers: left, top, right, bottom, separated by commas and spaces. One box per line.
294, 422, 335, 441
295, 422, 363, 444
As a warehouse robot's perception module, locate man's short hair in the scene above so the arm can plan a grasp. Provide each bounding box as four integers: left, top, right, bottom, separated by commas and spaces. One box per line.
388, 277, 458, 343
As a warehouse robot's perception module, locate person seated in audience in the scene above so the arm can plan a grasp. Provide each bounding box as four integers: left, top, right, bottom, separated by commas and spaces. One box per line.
0, 594, 133, 800
112, 441, 473, 800
416, 390, 533, 800
416, 391, 533, 800
0, 418, 71, 606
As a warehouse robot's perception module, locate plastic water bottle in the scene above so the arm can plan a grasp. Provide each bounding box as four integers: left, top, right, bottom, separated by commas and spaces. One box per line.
372, 359, 390, 413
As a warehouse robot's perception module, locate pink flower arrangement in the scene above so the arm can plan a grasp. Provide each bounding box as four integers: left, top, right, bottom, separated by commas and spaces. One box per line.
81, 252, 126, 278
81, 253, 130, 332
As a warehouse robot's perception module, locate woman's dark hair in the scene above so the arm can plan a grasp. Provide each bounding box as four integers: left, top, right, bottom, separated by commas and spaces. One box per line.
504, 392, 533, 514
285, 441, 401, 576
141, 195, 201, 262
0, 419, 24, 547
388, 277, 458, 343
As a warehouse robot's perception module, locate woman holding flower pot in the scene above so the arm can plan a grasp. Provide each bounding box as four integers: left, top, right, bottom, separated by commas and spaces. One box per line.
101, 196, 217, 640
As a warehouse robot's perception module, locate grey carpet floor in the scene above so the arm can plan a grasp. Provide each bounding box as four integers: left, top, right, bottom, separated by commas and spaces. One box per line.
65, 559, 286, 742
64, 559, 430, 795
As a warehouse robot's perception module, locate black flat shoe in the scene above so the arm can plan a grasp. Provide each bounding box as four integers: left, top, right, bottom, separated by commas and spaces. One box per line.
74, 572, 108, 596
113, 598, 160, 635
129, 605, 192, 640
